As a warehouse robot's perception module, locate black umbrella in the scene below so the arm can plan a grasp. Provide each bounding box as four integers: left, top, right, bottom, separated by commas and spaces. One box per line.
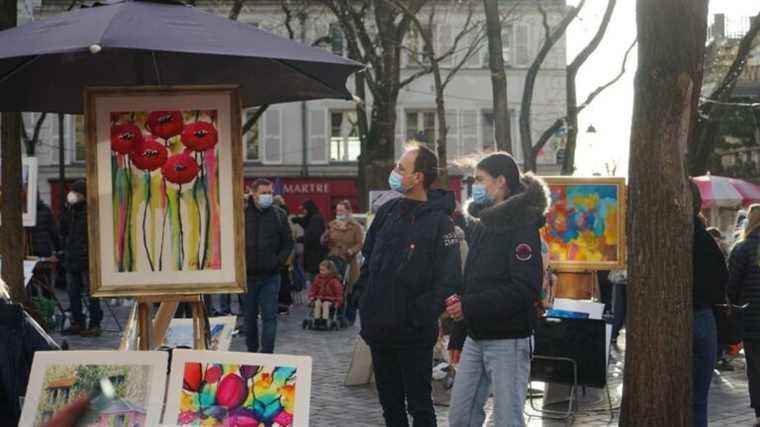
0, 0, 362, 113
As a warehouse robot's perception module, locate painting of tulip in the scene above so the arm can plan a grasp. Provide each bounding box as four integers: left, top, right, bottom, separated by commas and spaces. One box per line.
86, 88, 245, 296
165, 351, 312, 427
540, 177, 626, 270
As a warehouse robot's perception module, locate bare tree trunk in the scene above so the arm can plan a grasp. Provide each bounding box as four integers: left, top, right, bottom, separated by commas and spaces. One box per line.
483, 0, 511, 154
620, 0, 708, 424
228, 0, 245, 20
561, 0, 616, 175
0, 0, 26, 304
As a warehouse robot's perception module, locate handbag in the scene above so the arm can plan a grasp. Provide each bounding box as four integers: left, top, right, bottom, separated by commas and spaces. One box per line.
715, 299, 748, 346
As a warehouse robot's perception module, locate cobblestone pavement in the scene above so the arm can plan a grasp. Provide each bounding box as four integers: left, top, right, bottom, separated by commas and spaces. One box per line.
49, 295, 758, 426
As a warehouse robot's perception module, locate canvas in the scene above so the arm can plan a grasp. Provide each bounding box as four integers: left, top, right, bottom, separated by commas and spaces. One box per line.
0, 156, 38, 227
164, 316, 236, 351
541, 177, 626, 271
84, 87, 245, 296
19, 351, 168, 427
164, 350, 312, 427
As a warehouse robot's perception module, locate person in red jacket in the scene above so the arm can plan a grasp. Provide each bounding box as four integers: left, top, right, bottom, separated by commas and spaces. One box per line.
309, 260, 343, 322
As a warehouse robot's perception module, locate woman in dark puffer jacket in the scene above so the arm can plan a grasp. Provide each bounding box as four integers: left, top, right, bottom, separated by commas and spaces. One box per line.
728, 203, 760, 426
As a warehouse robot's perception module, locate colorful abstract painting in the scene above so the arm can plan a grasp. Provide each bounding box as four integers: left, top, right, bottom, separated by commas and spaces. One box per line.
164, 316, 236, 351
87, 88, 245, 296
541, 178, 626, 270
110, 110, 221, 273
19, 351, 168, 427
165, 351, 312, 427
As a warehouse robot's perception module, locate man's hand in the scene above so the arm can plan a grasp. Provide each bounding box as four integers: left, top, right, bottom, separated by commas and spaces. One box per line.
446, 301, 463, 321
43, 395, 90, 427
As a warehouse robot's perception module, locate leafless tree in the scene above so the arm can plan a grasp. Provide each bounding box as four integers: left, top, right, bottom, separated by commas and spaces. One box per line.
483, 0, 512, 153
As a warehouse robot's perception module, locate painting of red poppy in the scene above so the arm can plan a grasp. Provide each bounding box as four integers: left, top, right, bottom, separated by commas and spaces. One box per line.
85, 87, 245, 297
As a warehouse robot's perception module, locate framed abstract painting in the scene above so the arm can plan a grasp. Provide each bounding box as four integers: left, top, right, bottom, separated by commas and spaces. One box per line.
84, 86, 246, 296
19, 351, 168, 427
164, 350, 312, 427
540, 177, 626, 271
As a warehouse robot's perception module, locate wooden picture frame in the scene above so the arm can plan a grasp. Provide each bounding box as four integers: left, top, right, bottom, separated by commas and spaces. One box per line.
541, 176, 627, 271
84, 86, 246, 297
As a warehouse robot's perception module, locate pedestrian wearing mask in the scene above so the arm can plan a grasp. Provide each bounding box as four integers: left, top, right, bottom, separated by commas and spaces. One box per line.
244, 178, 294, 353
353, 142, 463, 427
447, 152, 548, 427
60, 180, 102, 337
323, 200, 363, 323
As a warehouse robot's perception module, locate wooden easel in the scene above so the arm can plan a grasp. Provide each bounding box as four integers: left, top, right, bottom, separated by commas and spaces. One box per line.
553, 271, 599, 301
121, 294, 209, 351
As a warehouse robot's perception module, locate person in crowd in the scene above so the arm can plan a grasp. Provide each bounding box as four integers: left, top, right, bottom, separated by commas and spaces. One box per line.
27, 196, 60, 259
308, 260, 344, 324
60, 180, 102, 337
691, 180, 728, 427
597, 270, 613, 315
446, 152, 548, 427
728, 203, 760, 425
353, 142, 462, 427
272, 196, 295, 315
323, 199, 364, 324
609, 269, 627, 345
0, 279, 59, 426
293, 199, 326, 280
244, 178, 294, 353
707, 226, 729, 257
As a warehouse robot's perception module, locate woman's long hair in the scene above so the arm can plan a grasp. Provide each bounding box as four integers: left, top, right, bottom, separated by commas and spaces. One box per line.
742, 204, 760, 241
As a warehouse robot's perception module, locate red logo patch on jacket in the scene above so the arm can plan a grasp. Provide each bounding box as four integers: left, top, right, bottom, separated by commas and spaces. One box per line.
515, 243, 533, 261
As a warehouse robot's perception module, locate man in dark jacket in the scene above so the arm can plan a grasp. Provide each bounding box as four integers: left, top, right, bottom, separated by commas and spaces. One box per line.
293, 199, 326, 278
0, 280, 59, 426
60, 180, 102, 337
244, 178, 294, 353
354, 143, 462, 427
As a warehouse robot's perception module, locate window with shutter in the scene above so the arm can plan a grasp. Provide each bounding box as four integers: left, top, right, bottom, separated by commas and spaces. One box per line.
263, 109, 282, 164
445, 110, 459, 161
437, 24, 452, 67
514, 23, 530, 66
395, 108, 405, 158
460, 110, 479, 155
466, 31, 481, 68
481, 25, 513, 67
243, 109, 261, 161
329, 111, 360, 162
309, 110, 328, 164
481, 110, 495, 151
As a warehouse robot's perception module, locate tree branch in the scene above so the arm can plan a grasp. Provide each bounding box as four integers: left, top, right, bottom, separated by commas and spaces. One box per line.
568, 0, 616, 74
228, 0, 245, 21
242, 107, 268, 135
706, 10, 760, 103
279, 0, 296, 40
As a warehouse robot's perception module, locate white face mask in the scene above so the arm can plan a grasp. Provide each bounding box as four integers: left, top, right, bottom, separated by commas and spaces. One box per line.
66, 192, 80, 205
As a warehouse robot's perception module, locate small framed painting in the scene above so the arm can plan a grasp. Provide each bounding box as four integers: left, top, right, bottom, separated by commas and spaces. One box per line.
541, 176, 627, 271
84, 86, 246, 296
164, 315, 237, 351
164, 350, 312, 426
19, 351, 168, 427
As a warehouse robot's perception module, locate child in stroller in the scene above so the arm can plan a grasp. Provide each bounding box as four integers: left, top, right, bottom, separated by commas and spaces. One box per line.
303, 260, 344, 330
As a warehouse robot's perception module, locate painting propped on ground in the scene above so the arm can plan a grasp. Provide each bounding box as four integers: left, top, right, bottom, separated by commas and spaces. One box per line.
164, 351, 312, 426
19, 351, 168, 427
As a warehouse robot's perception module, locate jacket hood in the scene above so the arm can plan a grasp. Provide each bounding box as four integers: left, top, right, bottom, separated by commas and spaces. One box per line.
465, 172, 549, 230
426, 188, 456, 216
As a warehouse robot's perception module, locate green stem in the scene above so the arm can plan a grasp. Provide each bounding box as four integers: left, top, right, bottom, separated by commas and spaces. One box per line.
142, 171, 155, 271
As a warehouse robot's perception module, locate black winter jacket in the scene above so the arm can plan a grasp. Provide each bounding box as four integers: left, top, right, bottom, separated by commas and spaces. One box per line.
27, 200, 60, 258
60, 202, 88, 272
245, 200, 294, 278
451, 174, 548, 347
728, 230, 760, 340
355, 189, 463, 348
0, 300, 59, 426
294, 200, 326, 275
693, 218, 727, 309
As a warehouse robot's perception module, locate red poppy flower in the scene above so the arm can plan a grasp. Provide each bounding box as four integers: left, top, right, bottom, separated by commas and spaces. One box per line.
217, 374, 246, 409
111, 122, 143, 155
130, 137, 168, 171
161, 151, 199, 184
181, 122, 219, 152
146, 111, 183, 139
183, 362, 203, 392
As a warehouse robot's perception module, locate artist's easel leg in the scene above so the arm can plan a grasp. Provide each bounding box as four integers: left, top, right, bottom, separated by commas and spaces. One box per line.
191, 297, 208, 350
151, 301, 179, 349
137, 302, 152, 351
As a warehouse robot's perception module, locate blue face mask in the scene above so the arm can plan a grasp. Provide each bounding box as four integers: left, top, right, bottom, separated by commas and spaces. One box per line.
388, 170, 408, 193
472, 184, 494, 205
336, 214, 348, 221
257, 194, 273, 209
